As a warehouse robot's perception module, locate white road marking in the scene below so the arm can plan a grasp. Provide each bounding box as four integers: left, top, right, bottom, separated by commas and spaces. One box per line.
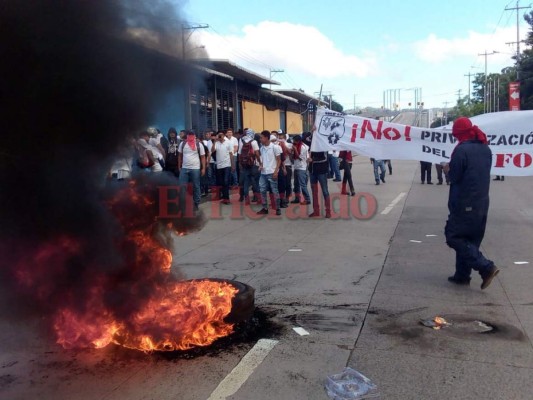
426, 234, 437, 237
381, 192, 407, 215
410, 240, 422, 243
288, 249, 302, 252
207, 339, 279, 400
293, 327, 310, 336
514, 261, 529, 265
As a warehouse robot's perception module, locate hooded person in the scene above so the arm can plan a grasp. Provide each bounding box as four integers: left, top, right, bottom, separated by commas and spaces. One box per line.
164, 127, 179, 175
444, 116, 499, 289
238, 128, 260, 204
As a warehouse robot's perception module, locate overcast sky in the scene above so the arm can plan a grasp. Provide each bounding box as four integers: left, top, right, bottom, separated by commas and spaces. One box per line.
183, 0, 530, 109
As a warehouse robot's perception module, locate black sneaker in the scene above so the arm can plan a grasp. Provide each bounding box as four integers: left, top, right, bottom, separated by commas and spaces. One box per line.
256, 208, 268, 215
280, 202, 288, 209
481, 265, 500, 290
427, 182, 434, 185
375, 181, 380, 185
290, 198, 300, 204
448, 276, 471, 285
437, 182, 443, 185
380, 177, 386, 183
276, 208, 282, 215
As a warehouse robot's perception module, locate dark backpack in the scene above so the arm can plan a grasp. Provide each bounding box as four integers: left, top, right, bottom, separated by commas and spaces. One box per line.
239, 141, 255, 168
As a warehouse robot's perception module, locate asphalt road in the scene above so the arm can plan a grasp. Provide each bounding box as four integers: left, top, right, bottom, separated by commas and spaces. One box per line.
1, 158, 532, 400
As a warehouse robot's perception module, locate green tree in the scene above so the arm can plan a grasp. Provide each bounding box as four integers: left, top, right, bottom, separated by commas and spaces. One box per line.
323, 95, 344, 113
519, 10, 533, 109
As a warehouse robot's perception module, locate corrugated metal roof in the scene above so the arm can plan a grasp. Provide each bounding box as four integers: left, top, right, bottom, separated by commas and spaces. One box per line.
276, 90, 325, 104
194, 59, 279, 85
192, 64, 233, 80
262, 89, 298, 103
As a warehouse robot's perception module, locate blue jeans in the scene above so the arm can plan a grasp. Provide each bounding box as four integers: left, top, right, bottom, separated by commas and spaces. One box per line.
310, 172, 330, 214
259, 173, 280, 209
241, 167, 255, 199
293, 169, 311, 202
310, 172, 329, 198
230, 156, 239, 186
373, 160, 386, 182
178, 168, 201, 206
328, 154, 341, 180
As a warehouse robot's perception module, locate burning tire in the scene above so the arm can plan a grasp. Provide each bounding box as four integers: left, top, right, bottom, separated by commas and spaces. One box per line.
205, 278, 255, 324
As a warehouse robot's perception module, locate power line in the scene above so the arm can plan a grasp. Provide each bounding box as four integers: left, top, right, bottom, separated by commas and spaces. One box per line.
505, 0, 531, 79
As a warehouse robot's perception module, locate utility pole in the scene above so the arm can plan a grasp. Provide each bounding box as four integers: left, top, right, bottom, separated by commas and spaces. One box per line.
182, 23, 209, 129
456, 89, 462, 102
269, 68, 284, 90
478, 50, 498, 113
443, 101, 450, 125
505, 1, 531, 80
464, 72, 475, 104
182, 23, 209, 59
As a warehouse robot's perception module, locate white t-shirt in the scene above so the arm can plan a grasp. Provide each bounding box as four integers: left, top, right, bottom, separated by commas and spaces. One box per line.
279, 140, 293, 166
178, 141, 205, 170
260, 143, 281, 175
227, 136, 239, 154
293, 143, 309, 171
214, 140, 233, 169
204, 140, 213, 163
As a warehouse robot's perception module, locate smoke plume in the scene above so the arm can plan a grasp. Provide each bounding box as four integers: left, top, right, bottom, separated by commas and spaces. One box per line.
0, 0, 206, 334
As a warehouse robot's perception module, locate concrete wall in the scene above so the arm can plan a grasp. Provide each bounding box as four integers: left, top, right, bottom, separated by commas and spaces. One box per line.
286, 111, 303, 134
242, 101, 302, 133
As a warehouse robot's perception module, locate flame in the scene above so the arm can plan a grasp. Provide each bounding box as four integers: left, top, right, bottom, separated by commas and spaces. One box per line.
54, 279, 238, 352
14, 179, 235, 352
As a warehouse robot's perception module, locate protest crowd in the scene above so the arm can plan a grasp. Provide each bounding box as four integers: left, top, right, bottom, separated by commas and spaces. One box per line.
110, 127, 365, 218
108, 126, 497, 216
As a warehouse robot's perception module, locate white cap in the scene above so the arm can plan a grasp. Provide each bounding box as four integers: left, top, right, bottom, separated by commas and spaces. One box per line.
270, 134, 278, 141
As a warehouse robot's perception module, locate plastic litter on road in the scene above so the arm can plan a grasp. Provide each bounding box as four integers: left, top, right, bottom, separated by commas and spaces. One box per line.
420, 316, 451, 330
325, 367, 380, 399
293, 327, 310, 336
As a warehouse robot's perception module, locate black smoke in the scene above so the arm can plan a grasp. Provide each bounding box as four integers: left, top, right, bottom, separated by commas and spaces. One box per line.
0, 1, 204, 325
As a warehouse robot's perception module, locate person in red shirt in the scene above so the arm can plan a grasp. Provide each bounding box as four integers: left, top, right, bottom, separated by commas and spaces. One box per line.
339, 151, 355, 196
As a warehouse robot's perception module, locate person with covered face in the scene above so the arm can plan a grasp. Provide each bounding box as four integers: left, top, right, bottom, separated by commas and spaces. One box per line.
444, 117, 500, 289
178, 130, 206, 211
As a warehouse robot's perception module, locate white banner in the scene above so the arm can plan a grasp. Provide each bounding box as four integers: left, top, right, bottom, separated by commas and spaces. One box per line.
310, 108, 533, 176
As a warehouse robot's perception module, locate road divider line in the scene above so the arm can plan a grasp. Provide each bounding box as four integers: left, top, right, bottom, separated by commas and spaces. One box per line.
381, 192, 407, 215
207, 339, 279, 400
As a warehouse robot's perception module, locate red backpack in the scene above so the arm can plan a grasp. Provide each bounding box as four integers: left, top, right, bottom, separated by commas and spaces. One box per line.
239, 141, 255, 168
